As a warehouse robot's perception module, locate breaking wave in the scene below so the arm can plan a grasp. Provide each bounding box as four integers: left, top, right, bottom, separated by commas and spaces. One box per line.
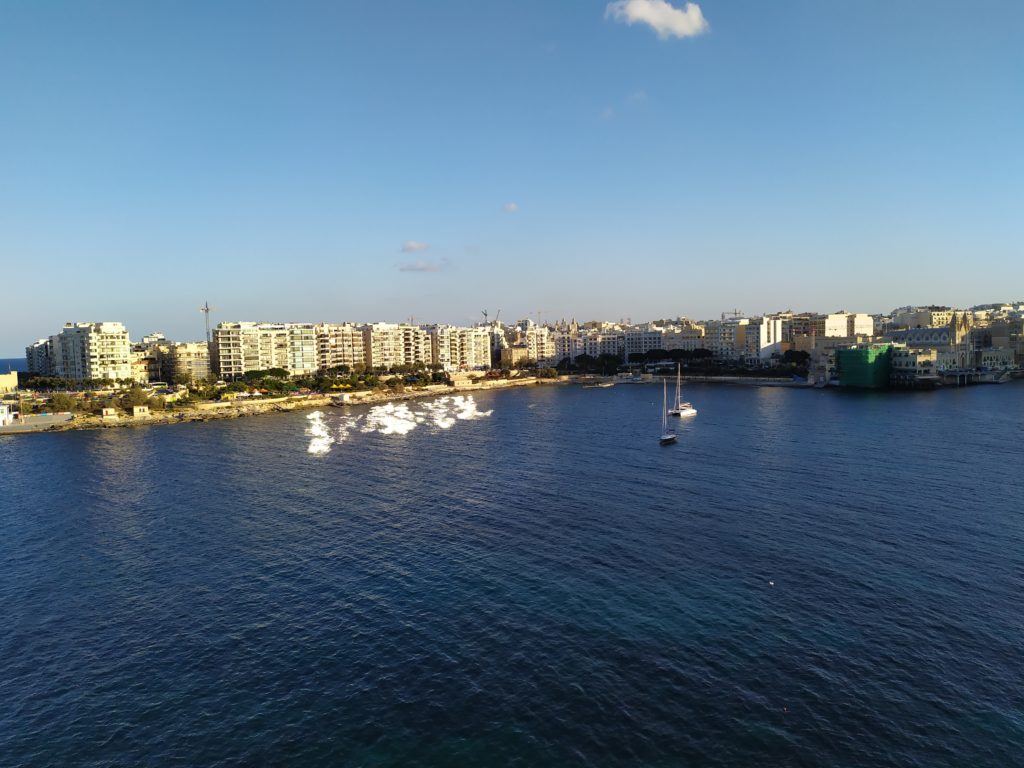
306, 396, 493, 454
305, 411, 334, 455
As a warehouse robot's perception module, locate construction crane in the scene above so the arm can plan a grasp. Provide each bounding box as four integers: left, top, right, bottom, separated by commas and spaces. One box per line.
199, 301, 214, 343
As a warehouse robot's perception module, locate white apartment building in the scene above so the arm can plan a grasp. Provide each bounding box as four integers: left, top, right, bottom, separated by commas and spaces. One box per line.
623, 328, 667, 359
213, 322, 285, 378
426, 325, 491, 371
25, 338, 53, 375
702, 318, 749, 360
286, 324, 318, 376
553, 333, 583, 364
824, 312, 874, 337
581, 331, 625, 359
661, 326, 705, 353
552, 330, 624, 363
212, 322, 316, 378
363, 323, 431, 370
44, 322, 133, 381
315, 323, 367, 370
525, 325, 557, 366
744, 317, 784, 360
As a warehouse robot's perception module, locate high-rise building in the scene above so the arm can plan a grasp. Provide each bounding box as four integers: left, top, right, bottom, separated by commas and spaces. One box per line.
363, 323, 431, 370
315, 323, 367, 371
744, 316, 784, 360
211, 322, 316, 378
702, 318, 749, 360
425, 325, 491, 371
38, 322, 133, 381
25, 338, 53, 376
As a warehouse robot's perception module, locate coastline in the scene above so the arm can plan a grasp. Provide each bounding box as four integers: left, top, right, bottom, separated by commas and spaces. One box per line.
0, 377, 565, 436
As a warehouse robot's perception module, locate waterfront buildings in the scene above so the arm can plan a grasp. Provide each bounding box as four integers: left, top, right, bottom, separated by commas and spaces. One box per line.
744, 316, 784, 360
425, 325, 491, 371
315, 323, 367, 371
661, 325, 706, 353
835, 344, 893, 389
363, 323, 431, 370
550, 320, 706, 364
211, 322, 317, 378
165, 342, 212, 382
890, 346, 939, 387
26, 322, 132, 381
525, 324, 557, 366
702, 318, 750, 361
20, 300, 1022, 386
25, 338, 52, 376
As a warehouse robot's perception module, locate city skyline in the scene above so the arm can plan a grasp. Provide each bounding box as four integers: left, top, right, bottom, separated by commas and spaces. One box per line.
10, 298, 1024, 359
3, 0, 1022, 355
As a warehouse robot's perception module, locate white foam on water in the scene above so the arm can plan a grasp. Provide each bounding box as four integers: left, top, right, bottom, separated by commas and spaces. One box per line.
362, 402, 419, 435
335, 414, 362, 443
305, 411, 335, 455
419, 398, 457, 429
305, 396, 493, 447
452, 395, 493, 420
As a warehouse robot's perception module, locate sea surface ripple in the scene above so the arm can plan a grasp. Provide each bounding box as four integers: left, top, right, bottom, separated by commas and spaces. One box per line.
1, 382, 1023, 766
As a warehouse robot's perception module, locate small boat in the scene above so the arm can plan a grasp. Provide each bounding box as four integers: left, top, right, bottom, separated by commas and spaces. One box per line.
668, 364, 698, 418
583, 381, 615, 388
659, 379, 677, 445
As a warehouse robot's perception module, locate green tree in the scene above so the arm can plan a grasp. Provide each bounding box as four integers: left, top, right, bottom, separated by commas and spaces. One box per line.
49, 393, 80, 412
782, 350, 810, 365
575, 354, 596, 372
122, 387, 150, 407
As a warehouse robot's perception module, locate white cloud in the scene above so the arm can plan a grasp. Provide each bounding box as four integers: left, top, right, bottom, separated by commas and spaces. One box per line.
400, 240, 430, 253
399, 259, 445, 273
503, 202, 519, 213
601, 106, 615, 120
605, 0, 709, 40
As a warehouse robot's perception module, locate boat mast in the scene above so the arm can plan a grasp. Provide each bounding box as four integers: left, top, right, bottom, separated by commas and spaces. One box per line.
662, 379, 668, 433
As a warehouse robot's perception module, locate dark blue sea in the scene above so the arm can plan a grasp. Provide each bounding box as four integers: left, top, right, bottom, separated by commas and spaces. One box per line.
2, 382, 1023, 767
1, 357, 26, 373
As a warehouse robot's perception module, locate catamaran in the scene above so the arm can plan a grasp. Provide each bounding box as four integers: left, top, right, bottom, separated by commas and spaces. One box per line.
668, 364, 697, 418
659, 379, 677, 445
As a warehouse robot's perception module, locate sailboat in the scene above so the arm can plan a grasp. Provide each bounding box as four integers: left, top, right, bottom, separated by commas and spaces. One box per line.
668, 363, 698, 418
659, 379, 677, 445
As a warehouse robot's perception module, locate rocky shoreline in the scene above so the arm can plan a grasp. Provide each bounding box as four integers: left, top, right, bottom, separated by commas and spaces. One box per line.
2, 374, 810, 436
2, 378, 564, 436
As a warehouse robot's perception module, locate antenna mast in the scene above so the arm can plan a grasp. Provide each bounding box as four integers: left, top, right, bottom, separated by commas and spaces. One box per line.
200, 301, 214, 343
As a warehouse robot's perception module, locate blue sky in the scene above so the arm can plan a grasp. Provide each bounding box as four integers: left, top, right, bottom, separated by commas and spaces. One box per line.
2, 0, 1022, 354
